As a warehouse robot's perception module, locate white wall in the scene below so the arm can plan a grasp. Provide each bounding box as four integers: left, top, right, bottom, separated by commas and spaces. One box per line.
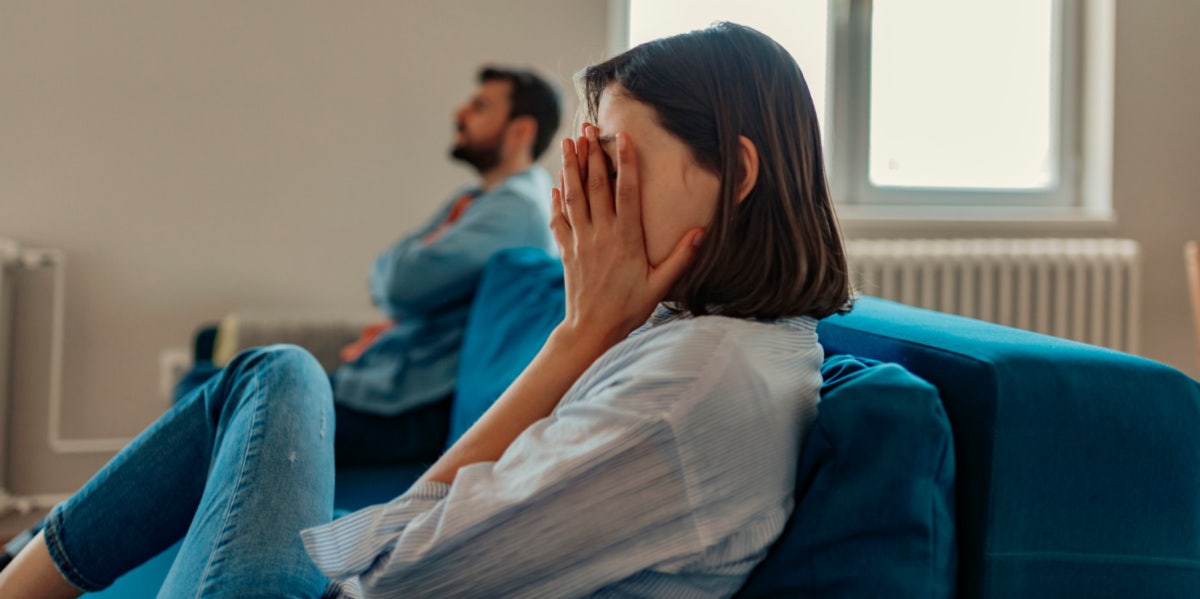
2, 0, 1198, 495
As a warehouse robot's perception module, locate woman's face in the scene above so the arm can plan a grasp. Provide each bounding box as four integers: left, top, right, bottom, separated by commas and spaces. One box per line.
594, 85, 721, 266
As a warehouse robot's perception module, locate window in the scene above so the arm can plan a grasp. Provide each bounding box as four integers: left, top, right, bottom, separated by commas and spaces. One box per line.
628, 1, 830, 135
619, 0, 1113, 222
869, 1, 1057, 191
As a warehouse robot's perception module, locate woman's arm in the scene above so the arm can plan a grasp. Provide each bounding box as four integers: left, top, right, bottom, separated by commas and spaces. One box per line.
305, 364, 715, 597
419, 125, 704, 486
417, 323, 609, 485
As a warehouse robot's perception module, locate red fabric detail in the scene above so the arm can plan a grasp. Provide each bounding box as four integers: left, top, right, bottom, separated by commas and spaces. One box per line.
444, 193, 475, 225
340, 319, 396, 363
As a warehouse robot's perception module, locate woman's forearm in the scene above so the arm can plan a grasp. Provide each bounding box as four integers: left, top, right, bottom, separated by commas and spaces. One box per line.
418, 324, 620, 486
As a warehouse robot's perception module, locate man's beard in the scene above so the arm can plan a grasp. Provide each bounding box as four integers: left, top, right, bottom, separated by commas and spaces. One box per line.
450, 132, 504, 173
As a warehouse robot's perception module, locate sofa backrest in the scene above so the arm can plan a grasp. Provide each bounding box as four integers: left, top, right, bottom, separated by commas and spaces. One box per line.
817, 298, 1200, 598
449, 247, 565, 447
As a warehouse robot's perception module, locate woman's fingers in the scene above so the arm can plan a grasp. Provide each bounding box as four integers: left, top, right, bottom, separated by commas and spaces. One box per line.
558, 170, 569, 220
576, 124, 590, 183
649, 228, 705, 298
553, 129, 696, 341
549, 186, 573, 256
613, 132, 643, 243
560, 138, 591, 228
585, 125, 615, 224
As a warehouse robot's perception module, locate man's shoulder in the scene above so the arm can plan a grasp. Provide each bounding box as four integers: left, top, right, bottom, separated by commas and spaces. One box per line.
485, 166, 553, 204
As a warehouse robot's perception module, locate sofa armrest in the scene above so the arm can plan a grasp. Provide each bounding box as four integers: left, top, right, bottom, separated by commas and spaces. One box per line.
817, 297, 1200, 597
212, 310, 380, 373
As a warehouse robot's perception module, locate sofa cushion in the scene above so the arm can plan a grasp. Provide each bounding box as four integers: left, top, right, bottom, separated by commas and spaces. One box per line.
738, 354, 957, 598
448, 247, 565, 447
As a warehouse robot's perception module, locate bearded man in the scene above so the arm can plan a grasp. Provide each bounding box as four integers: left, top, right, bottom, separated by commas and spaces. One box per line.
327, 66, 561, 464
168, 66, 561, 465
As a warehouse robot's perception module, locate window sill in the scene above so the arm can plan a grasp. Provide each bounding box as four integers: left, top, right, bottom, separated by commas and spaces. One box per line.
837, 205, 1117, 234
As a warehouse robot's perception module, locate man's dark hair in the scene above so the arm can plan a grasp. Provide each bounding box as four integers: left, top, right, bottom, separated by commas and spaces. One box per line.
480, 66, 562, 160
580, 22, 852, 320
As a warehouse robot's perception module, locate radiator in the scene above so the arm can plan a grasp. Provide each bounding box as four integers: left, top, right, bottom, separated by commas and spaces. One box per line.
845, 238, 1141, 353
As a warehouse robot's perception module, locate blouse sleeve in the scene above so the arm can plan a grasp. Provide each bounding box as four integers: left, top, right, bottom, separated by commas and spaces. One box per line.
301, 375, 711, 598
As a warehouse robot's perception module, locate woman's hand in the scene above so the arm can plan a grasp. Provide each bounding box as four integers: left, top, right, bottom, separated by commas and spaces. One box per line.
551, 124, 704, 350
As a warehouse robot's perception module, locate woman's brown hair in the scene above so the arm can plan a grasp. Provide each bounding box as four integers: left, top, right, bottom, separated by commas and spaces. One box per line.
581, 22, 852, 319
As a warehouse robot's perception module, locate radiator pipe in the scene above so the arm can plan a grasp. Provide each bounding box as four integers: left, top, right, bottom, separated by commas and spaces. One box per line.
0, 247, 130, 517
31, 248, 133, 454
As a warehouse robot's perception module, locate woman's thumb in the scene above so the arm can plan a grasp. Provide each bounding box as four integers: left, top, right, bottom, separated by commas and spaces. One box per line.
650, 228, 705, 295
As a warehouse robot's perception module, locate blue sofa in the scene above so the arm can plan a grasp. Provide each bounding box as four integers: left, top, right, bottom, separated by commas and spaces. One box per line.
91, 247, 1200, 597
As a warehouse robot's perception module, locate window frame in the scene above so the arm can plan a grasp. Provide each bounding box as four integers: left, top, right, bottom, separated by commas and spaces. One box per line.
611, 0, 1114, 226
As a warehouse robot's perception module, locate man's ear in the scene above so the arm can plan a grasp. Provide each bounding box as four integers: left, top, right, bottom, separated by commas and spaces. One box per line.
506, 115, 538, 152
735, 135, 760, 203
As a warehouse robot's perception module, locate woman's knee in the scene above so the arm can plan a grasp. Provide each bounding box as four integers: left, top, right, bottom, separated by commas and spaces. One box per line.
228, 344, 321, 379
219, 344, 333, 414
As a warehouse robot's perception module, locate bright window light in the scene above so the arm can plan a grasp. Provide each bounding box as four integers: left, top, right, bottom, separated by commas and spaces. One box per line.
627, 0, 829, 133
868, 0, 1056, 190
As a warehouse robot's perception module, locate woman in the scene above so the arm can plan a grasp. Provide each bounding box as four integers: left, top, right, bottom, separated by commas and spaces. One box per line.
0, 22, 850, 598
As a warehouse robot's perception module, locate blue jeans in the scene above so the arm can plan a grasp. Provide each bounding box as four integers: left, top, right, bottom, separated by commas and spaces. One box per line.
178, 362, 451, 466
44, 345, 335, 597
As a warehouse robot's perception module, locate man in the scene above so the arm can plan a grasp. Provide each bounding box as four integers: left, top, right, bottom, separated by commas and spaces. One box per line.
330, 66, 561, 464
152, 67, 559, 459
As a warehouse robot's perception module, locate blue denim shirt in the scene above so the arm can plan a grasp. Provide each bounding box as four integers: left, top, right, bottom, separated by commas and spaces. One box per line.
333, 167, 555, 415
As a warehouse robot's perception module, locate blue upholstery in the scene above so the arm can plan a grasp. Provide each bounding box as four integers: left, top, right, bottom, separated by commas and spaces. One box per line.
738, 354, 957, 598
448, 247, 564, 447
817, 298, 1200, 598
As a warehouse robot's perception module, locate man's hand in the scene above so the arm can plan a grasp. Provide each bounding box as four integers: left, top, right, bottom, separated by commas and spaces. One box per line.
420, 225, 451, 245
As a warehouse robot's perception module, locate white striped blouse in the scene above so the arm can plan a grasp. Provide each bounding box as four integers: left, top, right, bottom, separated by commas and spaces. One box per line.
303, 306, 824, 598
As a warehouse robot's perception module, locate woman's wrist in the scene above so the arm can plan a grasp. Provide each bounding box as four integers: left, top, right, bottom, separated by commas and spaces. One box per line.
548, 320, 629, 362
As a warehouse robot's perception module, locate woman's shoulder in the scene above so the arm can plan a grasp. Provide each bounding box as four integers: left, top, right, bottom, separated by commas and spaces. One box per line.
659, 314, 823, 401
566, 312, 823, 415
632, 312, 820, 366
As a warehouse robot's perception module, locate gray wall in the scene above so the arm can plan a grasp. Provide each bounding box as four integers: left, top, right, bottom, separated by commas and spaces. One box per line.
1, 0, 1198, 494
1109, 0, 1200, 379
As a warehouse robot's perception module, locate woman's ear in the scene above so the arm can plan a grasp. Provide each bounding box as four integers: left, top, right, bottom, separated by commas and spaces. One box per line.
735, 135, 760, 203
